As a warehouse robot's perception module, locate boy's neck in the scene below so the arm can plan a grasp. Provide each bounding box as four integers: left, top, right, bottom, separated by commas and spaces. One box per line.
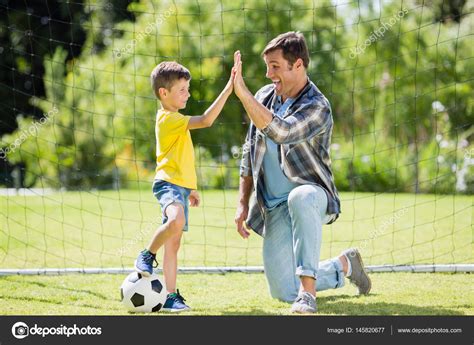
161, 104, 178, 113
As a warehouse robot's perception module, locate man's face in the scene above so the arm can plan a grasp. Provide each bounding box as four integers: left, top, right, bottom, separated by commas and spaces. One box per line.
263, 49, 300, 98
161, 78, 190, 111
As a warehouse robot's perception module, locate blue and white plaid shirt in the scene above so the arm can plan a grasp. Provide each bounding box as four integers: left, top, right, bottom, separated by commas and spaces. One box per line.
240, 79, 341, 236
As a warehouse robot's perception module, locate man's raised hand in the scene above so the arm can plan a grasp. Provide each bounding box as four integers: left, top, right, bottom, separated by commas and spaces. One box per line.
233, 50, 248, 99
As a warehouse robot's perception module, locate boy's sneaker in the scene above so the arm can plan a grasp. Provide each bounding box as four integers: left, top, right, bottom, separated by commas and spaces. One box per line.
134, 249, 158, 277
291, 291, 317, 314
162, 289, 191, 313
341, 248, 371, 295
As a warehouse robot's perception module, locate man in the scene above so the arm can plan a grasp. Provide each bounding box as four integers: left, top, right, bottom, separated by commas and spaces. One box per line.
232, 32, 371, 313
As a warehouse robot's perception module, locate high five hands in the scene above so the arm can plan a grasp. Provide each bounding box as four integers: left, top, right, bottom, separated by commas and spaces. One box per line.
230, 50, 249, 99
222, 50, 247, 96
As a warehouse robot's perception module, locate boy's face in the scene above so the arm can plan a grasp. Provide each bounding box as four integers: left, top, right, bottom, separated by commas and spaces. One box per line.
160, 78, 190, 111
263, 49, 302, 99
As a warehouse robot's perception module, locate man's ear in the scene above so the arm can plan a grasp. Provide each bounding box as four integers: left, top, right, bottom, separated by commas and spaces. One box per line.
295, 58, 304, 70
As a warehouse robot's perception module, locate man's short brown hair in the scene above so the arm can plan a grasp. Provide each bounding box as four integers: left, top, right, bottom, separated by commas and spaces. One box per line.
150, 61, 191, 98
262, 31, 310, 69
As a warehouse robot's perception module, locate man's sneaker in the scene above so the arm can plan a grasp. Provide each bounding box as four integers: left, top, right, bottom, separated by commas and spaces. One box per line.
290, 291, 317, 314
341, 248, 371, 295
134, 249, 158, 277
162, 289, 191, 313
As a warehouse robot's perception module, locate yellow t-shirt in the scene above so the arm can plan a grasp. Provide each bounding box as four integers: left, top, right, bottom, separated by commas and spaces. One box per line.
154, 109, 197, 190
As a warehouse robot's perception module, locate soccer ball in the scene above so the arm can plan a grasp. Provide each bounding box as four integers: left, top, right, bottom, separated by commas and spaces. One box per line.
120, 272, 167, 313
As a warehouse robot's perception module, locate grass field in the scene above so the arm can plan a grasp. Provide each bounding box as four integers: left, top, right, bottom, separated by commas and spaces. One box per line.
0, 272, 472, 315
0, 189, 472, 315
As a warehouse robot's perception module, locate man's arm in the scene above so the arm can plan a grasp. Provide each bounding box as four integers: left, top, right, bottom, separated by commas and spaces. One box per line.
232, 53, 273, 129
260, 102, 332, 145
236, 88, 273, 130
234, 175, 253, 239
234, 123, 253, 238
233, 51, 331, 145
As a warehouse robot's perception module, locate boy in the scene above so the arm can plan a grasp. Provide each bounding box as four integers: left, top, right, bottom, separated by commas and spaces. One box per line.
135, 61, 234, 312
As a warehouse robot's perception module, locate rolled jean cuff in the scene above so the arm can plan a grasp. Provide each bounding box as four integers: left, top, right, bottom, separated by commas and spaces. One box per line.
333, 258, 345, 288
295, 266, 317, 279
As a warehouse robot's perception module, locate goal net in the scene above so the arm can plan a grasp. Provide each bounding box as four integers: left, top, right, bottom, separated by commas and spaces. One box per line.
0, 0, 472, 274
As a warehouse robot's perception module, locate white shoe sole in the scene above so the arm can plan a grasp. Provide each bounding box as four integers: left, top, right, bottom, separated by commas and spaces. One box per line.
291, 307, 317, 314
161, 307, 191, 313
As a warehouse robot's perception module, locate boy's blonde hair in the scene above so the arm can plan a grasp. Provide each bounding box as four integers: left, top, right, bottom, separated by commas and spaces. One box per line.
150, 61, 191, 99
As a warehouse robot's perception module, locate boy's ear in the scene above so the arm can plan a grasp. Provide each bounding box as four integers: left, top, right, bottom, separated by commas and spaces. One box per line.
158, 87, 167, 98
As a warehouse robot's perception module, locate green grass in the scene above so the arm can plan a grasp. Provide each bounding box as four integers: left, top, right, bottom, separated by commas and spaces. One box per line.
0, 272, 472, 315
0, 189, 472, 315
0, 190, 472, 268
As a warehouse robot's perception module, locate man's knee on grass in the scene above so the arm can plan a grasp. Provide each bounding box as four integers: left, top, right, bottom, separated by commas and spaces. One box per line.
164, 203, 186, 234
270, 287, 297, 304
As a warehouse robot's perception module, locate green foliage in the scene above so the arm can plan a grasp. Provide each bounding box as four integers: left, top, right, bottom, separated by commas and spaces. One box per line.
4, 0, 472, 193
8, 47, 119, 189
331, 126, 473, 194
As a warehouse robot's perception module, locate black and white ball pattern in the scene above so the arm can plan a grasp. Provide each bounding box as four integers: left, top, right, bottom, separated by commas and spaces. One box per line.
120, 272, 167, 313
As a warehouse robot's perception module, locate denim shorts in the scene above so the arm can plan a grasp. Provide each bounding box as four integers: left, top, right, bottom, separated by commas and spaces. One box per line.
152, 180, 191, 231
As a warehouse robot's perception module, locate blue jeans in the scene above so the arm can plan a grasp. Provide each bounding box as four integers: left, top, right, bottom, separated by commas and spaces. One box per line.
153, 180, 191, 231
262, 184, 345, 302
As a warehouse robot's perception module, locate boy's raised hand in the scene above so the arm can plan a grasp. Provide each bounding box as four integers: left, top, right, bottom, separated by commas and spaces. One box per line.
224, 56, 238, 95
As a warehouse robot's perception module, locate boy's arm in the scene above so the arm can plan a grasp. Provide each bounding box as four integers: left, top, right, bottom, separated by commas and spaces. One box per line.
187, 69, 235, 130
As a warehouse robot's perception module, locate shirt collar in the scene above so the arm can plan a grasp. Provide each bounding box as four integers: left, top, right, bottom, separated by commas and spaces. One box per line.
276, 95, 294, 105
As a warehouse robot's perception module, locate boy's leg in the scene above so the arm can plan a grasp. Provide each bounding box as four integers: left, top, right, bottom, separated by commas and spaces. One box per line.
147, 203, 185, 254
156, 193, 191, 312
135, 203, 185, 276
163, 228, 183, 293
161, 228, 191, 312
